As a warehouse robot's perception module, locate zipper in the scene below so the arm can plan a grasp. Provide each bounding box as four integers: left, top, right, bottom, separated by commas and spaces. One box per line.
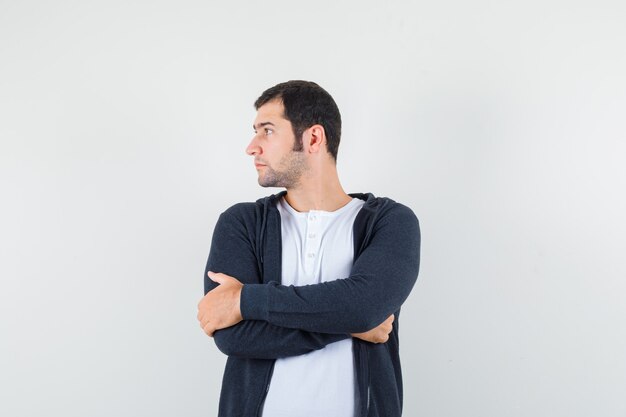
356, 341, 370, 417
366, 384, 371, 415
255, 361, 275, 417
256, 195, 279, 416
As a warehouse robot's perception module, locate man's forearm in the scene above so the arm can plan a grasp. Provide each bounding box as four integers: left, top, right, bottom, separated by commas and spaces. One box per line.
239, 206, 420, 334
203, 210, 352, 358
212, 320, 349, 359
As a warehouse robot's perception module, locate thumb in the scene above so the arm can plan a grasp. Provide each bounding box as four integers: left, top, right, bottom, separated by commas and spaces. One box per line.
207, 271, 226, 285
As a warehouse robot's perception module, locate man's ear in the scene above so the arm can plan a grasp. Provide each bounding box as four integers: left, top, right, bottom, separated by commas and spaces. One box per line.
306, 124, 326, 154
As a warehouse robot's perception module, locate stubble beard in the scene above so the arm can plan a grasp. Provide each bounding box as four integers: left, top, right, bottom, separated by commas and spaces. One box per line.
258, 150, 307, 189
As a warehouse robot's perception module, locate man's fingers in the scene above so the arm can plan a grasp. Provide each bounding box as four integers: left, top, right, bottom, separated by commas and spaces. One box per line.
208, 271, 237, 286
203, 321, 216, 337
199, 272, 243, 337
207, 271, 226, 284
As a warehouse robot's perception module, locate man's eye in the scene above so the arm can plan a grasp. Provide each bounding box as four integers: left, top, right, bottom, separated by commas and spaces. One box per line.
265, 129, 273, 135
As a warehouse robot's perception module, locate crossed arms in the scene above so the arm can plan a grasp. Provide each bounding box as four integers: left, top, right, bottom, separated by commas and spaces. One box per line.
196, 204, 420, 360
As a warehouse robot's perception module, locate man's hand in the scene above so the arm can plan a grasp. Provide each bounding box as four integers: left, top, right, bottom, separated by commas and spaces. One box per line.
197, 271, 244, 337
351, 314, 394, 344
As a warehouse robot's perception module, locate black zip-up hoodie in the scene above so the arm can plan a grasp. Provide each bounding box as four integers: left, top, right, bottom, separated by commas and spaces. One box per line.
204, 191, 421, 416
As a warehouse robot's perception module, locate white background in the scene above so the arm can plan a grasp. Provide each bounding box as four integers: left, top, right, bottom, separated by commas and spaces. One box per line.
1, 1, 625, 416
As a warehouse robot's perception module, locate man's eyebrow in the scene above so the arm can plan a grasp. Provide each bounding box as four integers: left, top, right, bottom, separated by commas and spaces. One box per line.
253, 122, 275, 130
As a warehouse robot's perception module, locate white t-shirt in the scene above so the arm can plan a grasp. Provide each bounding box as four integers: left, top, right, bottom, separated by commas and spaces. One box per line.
261, 196, 366, 417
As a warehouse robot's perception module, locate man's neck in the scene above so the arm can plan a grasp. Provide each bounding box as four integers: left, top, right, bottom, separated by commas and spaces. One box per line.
283, 176, 351, 213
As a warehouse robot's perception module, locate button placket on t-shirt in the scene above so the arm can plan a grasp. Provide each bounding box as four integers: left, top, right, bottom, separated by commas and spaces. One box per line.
304, 211, 321, 276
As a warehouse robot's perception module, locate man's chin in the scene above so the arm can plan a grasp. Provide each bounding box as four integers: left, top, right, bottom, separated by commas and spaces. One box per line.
258, 181, 280, 188
257, 177, 272, 188
257, 178, 284, 188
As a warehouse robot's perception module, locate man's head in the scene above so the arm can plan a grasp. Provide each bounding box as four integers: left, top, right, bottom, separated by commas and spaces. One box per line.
254, 80, 342, 161
247, 80, 342, 189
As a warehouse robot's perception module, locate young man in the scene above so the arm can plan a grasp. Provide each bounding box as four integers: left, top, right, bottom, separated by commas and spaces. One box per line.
197, 80, 421, 417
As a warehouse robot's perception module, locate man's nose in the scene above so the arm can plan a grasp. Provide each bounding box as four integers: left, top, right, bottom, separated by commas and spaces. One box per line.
246, 137, 261, 156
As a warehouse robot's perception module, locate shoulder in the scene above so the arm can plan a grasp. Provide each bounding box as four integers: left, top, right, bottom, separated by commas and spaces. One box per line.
216, 202, 260, 230
385, 199, 419, 222
375, 200, 420, 237
355, 193, 419, 224
217, 191, 283, 226
222, 201, 259, 218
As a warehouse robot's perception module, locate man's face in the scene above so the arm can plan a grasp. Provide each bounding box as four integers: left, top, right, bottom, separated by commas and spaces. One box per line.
246, 100, 307, 188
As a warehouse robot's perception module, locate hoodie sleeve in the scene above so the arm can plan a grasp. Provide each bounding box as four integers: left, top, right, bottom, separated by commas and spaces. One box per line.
239, 204, 421, 334
204, 209, 349, 359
